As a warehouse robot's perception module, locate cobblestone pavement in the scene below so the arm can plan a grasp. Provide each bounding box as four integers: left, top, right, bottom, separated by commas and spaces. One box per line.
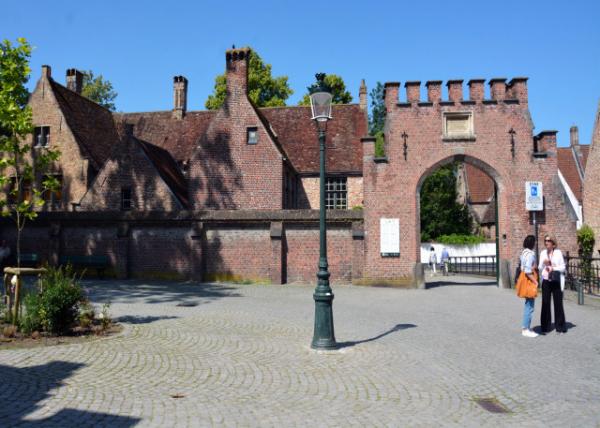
1, 275, 599, 427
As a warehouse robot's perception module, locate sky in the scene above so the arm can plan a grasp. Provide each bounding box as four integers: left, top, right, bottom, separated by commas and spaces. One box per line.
4, 0, 600, 147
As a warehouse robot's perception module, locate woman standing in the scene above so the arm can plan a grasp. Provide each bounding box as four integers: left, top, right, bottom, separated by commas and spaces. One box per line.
520, 235, 539, 338
539, 235, 567, 333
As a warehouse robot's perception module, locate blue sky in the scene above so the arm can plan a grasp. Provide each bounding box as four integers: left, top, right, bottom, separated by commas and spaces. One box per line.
5, 0, 600, 146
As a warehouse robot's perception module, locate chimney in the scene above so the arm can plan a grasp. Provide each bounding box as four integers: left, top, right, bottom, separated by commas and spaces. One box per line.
426, 81, 442, 103
507, 77, 528, 103
489, 78, 507, 101
405, 81, 421, 104
359, 79, 367, 111
66, 68, 83, 94
447, 80, 463, 102
42, 65, 52, 78
570, 125, 579, 146
225, 47, 251, 100
173, 75, 188, 119
383, 82, 400, 110
468, 79, 485, 102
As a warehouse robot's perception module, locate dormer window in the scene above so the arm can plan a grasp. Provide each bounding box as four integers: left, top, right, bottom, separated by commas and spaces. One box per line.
34, 126, 50, 147
121, 187, 132, 211
247, 127, 258, 145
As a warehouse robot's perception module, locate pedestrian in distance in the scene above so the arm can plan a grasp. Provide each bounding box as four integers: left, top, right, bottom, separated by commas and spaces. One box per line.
429, 247, 437, 275
539, 235, 567, 334
441, 247, 450, 276
518, 235, 539, 338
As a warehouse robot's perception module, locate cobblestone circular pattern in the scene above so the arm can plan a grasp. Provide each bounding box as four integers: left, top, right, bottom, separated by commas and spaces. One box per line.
1, 276, 599, 427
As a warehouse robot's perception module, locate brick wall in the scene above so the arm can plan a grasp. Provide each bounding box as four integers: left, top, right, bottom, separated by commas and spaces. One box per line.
583, 103, 600, 254
363, 78, 578, 287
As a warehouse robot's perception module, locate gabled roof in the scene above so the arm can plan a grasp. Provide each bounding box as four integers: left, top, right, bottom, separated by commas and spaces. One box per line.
464, 164, 494, 203
115, 111, 215, 162
260, 104, 367, 174
49, 79, 120, 169
557, 146, 589, 203
136, 138, 189, 208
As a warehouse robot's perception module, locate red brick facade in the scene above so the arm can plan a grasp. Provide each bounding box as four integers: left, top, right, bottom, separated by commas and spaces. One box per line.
0, 48, 586, 286
583, 103, 600, 254
362, 78, 578, 287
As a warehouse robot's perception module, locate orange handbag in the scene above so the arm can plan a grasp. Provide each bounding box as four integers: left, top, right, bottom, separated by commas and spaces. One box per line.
516, 270, 538, 298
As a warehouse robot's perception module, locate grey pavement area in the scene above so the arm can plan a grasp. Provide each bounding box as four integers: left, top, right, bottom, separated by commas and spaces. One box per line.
1, 275, 599, 427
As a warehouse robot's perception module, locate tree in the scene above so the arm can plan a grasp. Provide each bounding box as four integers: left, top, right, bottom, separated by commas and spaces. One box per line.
205, 49, 293, 109
81, 70, 117, 111
0, 38, 61, 268
298, 74, 353, 106
369, 81, 385, 135
420, 163, 472, 242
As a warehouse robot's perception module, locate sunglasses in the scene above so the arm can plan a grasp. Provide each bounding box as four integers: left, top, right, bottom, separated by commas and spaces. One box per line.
544, 239, 553, 243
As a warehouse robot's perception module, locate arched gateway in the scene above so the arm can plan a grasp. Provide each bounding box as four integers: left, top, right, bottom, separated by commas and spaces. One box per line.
361, 78, 578, 288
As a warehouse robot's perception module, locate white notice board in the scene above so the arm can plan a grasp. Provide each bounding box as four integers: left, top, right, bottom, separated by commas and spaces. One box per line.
380, 218, 400, 257
525, 181, 543, 211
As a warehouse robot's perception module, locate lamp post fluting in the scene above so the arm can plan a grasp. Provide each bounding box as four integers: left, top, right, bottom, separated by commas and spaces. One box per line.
309, 73, 337, 350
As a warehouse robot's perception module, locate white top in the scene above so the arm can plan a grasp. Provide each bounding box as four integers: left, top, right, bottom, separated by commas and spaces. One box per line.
538, 248, 566, 290
520, 249, 536, 274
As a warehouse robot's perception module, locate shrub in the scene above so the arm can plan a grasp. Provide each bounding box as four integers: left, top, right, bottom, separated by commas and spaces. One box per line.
577, 224, 595, 258
20, 292, 43, 334
374, 131, 385, 158
436, 234, 486, 246
78, 300, 95, 329
38, 266, 83, 334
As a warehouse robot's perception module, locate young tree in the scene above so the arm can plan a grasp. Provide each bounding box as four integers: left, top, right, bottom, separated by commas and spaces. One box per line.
298, 74, 353, 106
369, 81, 385, 135
81, 70, 117, 111
205, 49, 293, 109
0, 38, 61, 267
420, 163, 472, 242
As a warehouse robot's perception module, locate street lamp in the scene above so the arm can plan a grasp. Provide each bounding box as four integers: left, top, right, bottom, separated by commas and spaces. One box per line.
309, 73, 337, 350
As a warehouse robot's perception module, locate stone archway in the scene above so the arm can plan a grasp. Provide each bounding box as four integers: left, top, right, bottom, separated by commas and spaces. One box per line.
415, 155, 501, 286
360, 78, 578, 288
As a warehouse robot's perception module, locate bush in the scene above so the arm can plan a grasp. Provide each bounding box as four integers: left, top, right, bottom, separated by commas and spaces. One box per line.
436, 234, 486, 246
374, 131, 385, 158
20, 265, 84, 335
577, 224, 595, 258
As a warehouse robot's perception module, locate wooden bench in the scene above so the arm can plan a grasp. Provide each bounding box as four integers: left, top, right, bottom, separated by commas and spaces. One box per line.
59, 255, 109, 278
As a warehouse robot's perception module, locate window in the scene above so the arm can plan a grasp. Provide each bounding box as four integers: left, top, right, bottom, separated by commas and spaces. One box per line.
121, 187, 132, 211
325, 177, 347, 209
7, 177, 32, 205
34, 126, 50, 147
42, 175, 62, 205
247, 127, 258, 145
443, 112, 474, 139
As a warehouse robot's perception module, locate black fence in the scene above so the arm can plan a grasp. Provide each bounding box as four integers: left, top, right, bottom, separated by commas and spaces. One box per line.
448, 256, 497, 277
565, 252, 600, 296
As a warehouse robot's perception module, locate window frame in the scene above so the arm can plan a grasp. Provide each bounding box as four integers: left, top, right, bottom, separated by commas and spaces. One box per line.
121, 187, 133, 211
325, 176, 348, 210
247, 127, 258, 145
33, 126, 51, 147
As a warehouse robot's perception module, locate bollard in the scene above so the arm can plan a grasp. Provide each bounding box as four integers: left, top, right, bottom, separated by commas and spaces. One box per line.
577, 279, 584, 305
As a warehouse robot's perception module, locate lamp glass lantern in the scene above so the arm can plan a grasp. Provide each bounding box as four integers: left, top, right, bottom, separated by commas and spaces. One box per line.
309, 74, 333, 123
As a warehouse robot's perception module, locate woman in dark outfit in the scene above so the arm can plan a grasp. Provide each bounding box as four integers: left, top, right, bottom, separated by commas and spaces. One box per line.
538, 235, 567, 334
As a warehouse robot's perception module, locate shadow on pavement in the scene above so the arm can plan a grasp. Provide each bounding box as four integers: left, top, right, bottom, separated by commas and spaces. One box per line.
426, 277, 497, 289
337, 323, 417, 349
533, 321, 577, 334
0, 361, 140, 427
114, 315, 179, 325
83, 280, 241, 306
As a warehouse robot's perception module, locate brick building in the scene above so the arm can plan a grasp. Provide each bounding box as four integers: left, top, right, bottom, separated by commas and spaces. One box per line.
1, 48, 586, 286
583, 102, 600, 254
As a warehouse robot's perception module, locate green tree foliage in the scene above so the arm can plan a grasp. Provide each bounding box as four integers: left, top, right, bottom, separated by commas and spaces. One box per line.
0, 38, 61, 268
576, 224, 595, 287
205, 49, 293, 109
298, 74, 353, 106
369, 81, 385, 135
420, 163, 472, 242
81, 70, 117, 111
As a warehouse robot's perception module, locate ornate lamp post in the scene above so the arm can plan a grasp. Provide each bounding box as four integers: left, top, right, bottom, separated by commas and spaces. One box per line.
309, 73, 337, 350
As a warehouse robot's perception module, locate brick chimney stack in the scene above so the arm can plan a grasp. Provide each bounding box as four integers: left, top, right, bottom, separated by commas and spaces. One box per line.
359, 79, 367, 111
66, 68, 83, 94
172, 75, 188, 119
42, 65, 52, 78
225, 47, 251, 100
570, 125, 579, 147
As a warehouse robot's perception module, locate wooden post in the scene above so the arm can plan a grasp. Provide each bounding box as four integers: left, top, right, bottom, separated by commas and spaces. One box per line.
12, 274, 21, 325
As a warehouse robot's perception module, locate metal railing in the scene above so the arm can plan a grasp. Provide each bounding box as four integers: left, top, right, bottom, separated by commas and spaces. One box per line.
565, 252, 600, 296
447, 255, 497, 277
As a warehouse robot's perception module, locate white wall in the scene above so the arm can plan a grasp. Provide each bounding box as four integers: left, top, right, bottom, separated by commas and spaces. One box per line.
420, 243, 496, 263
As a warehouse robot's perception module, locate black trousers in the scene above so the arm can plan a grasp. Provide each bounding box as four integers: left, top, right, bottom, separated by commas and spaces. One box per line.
541, 279, 566, 332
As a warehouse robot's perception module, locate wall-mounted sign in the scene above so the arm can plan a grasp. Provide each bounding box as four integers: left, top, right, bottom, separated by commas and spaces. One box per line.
380, 218, 400, 257
525, 181, 543, 211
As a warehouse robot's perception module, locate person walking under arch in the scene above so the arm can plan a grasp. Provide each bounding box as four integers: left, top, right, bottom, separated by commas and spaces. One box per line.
539, 235, 567, 334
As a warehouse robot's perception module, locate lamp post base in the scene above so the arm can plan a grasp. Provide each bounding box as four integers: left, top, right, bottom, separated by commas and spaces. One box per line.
311, 291, 337, 350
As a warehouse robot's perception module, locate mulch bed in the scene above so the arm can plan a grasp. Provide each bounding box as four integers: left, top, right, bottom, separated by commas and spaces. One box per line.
0, 322, 123, 350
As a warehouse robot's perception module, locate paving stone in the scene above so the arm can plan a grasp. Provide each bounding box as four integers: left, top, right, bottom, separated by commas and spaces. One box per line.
0, 276, 598, 427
